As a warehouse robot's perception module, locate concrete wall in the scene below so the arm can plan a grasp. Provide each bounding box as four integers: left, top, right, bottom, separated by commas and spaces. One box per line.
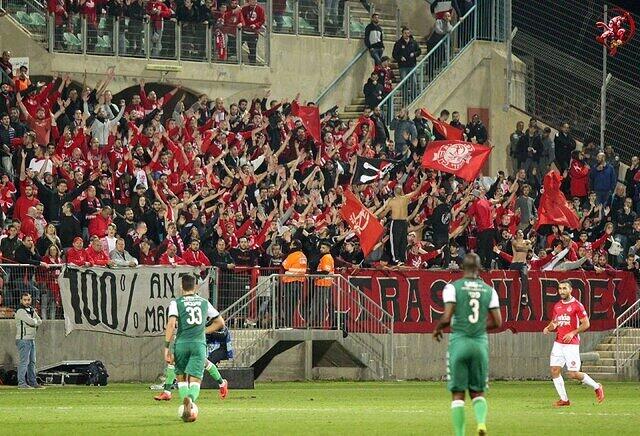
408, 41, 528, 176
0, 15, 363, 104
0, 320, 609, 382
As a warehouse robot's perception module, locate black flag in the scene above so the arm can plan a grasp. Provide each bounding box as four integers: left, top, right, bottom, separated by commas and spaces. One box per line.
351, 156, 398, 185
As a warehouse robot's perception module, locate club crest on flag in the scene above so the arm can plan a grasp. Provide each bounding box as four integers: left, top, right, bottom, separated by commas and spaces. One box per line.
433, 142, 474, 171
347, 208, 371, 235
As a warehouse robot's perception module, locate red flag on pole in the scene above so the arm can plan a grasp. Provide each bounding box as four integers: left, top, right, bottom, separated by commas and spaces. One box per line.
339, 189, 384, 257
291, 100, 321, 144
536, 170, 581, 229
420, 108, 464, 140
421, 140, 492, 182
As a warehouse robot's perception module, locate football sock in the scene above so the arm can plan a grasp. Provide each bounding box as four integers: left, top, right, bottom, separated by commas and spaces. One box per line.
188, 381, 201, 402
205, 360, 224, 383
451, 400, 466, 436
472, 396, 488, 425
163, 364, 176, 393
581, 373, 599, 389
553, 376, 568, 401
177, 381, 189, 401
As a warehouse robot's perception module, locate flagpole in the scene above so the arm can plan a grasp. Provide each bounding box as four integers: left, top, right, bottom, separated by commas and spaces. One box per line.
600, 4, 607, 149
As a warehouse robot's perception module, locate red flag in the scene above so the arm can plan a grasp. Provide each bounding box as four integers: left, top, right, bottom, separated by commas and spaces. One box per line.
339, 189, 384, 257
421, 140, 492, 182
536, 170, 581, 229
420, 108, 464, 140
291, 100, 321, 144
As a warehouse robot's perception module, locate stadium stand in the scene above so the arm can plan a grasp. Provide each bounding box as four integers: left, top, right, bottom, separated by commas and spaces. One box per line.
0, 0, 637, 329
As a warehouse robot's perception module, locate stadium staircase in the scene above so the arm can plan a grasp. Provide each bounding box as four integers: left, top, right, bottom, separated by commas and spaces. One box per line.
218, 274, 394, 381
581, 301, 640, 381
338, 9, 429, 121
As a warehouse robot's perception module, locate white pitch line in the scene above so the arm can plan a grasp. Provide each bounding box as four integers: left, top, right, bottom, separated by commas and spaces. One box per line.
557, 412, 635, 417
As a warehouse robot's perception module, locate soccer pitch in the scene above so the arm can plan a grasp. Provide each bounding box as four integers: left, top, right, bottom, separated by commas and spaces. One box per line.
1, 381, 639, 435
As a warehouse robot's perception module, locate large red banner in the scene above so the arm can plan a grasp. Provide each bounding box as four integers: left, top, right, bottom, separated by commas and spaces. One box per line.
342, 269, 637, 333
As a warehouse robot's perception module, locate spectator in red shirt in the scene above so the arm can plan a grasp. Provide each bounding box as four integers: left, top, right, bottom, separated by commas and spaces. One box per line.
13, 185, 39, 223
138, 238, 157, 265
66, 237, 90, 266
569, 150, 590, 202
158, 242, 187, 266
21, 206, 40, 243
182, 239, 211, 267
88, 205, 113, 238
241, 0, 266, 64
146, 0, 174, 57
468, 188, 496, 269
85, 236, 115, 267
224, 0, 245, 60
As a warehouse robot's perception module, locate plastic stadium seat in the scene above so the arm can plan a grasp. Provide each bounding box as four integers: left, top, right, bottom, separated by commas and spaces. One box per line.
98, 17, 107, 30
350, 21, 365, 36
298, 17, 315, 32
281, 15, 293, 29
16, 11, 34, 27
29, 12, 46, 27
63, 32, 80, 50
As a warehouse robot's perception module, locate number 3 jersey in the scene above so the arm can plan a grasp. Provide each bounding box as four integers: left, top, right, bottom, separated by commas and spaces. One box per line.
442, 278, 500, 339
551, 297, 587, 345
168, 295, 220, 344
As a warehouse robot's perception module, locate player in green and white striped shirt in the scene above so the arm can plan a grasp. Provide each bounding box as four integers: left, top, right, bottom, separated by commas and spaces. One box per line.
165, 275, 225, 422
433, 253, 502, 436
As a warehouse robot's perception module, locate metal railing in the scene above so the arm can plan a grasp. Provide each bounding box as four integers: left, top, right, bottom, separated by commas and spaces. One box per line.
377, 6, 478, 124
2, 0, 395, 67
1, 0, 49, 47
272, 0, 381, 39
219, 274, 394, 378
0, 264, 63, 321
615, 299, 640, 373
315, 47, 367, 107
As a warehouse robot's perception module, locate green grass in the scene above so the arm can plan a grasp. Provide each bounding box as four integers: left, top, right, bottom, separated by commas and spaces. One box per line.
1, 381, 639, 435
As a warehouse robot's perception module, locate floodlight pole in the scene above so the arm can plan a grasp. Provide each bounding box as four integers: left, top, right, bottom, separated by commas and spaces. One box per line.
600, 4, 607, 149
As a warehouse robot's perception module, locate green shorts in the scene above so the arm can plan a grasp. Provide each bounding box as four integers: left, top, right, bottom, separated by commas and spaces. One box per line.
174, 342, 207, 379
447, 336, 489, 393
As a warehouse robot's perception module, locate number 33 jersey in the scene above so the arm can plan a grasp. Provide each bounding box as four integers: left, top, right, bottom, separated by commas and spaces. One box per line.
442, 278, 500, 339
169, 295, 220, 343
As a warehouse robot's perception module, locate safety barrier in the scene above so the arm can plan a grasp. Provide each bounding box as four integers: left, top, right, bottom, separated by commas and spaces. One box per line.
615, 299, 640, 373
220, 273, 394, 378
0, 264, 63, 321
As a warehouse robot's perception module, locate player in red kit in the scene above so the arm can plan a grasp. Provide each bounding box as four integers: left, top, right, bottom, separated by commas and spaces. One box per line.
543, 280, 605, 407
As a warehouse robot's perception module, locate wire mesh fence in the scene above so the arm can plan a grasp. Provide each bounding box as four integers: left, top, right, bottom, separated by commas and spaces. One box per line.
0, 264, 63, 321
511, 0, 640, 164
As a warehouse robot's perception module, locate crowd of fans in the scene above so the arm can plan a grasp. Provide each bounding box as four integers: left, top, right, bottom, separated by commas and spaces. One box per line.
46, 0, 268, 62
2, 4, 640, 317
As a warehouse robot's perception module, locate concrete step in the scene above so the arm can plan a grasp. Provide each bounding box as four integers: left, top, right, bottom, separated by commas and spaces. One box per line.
595, 342, 640, 351
589, 372, 623, 381
597, 358, 617, 366
582, 365, 616, 372
345, 104, 365, 112
602, 336, 640, 344
596, 350, 615, 358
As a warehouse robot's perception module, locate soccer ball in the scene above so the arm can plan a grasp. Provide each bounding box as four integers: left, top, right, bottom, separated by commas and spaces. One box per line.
177, 403, 199, 422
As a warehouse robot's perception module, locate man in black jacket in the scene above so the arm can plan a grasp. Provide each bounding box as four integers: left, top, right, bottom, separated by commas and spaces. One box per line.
363, 72, 384, 109
0, 224, 22, 260
142, 199, 165, 245
34, 173, 95, 223
392, 27, 422, 101
554, 122, 576, 172
364, 13, 384, 65
517, 119, 543, 173
466, 114, 488, 144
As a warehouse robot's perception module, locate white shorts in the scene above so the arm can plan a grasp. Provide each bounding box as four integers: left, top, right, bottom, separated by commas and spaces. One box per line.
550, 342, 581, 371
